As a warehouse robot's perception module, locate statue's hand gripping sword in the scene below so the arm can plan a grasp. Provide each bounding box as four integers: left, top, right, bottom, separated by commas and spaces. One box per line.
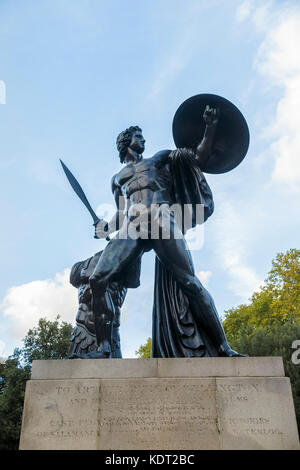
60, 159, 110, 241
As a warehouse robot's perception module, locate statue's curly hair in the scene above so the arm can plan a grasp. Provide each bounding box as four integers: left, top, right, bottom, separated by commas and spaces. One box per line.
116, 126, 142, 163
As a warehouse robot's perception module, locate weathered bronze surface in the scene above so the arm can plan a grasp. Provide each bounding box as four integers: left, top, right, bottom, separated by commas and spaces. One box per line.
63, 94, 249, 359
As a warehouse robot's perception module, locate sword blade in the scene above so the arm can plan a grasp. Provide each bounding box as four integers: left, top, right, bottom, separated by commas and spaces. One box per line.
59, 159, 100, 225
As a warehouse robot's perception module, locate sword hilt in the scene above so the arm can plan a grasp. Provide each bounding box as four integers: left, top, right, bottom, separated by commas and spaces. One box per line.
93, 219, 110, 242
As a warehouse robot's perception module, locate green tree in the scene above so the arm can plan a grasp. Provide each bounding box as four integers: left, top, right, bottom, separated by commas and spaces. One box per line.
20, 315, 73, 365
223, 249, 300, 343
0, 316, 73, 450
135, 337, 152, 358
0, 352, 31, 450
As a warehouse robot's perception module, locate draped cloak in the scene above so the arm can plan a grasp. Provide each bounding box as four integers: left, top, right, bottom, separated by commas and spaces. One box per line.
151, 148, 218, 357
120, 148, 218, 358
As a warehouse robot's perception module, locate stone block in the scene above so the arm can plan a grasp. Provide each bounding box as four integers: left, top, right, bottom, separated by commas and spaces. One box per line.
19, 357, 299, 450
31, 356, 285, 380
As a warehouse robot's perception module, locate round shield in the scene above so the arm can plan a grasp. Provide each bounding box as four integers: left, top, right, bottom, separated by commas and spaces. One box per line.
172, 93, 250, 174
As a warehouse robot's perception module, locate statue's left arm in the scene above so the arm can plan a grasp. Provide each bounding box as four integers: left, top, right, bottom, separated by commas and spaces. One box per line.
167, 105, 218, 224
194, 105, 219, 170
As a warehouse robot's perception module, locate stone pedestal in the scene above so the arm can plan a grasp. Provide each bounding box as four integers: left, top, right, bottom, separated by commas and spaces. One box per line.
19, 357, 299, 450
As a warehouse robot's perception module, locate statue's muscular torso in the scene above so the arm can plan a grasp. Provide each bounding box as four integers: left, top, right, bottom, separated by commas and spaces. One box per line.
112, 150, 174, 211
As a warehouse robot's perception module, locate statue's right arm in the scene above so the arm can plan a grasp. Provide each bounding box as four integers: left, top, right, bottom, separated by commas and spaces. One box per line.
94, 176, 125, 239
109, 176, 126, 232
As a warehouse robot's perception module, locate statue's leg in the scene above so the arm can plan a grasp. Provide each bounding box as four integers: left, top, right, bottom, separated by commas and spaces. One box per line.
108, 283, 127, 358
89, 237, 143, 358
151, 235, 245, 357
89, 288, 115, 358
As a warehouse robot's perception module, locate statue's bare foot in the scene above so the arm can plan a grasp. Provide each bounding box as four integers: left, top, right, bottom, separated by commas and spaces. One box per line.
218, 343, 248, 357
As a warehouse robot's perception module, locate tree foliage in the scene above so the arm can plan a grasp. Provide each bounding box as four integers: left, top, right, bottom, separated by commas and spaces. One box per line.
0, 315, 72, 449
0, 352, 31, 450
223, 249, 300, 343
20, 315, 73, 366
135, 337, 152, 358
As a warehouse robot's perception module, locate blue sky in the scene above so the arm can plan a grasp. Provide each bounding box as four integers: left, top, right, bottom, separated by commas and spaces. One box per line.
0, 0, 300, 358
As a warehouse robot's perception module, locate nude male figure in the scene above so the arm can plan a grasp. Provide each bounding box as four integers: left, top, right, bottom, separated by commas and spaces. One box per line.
89, 106, 243, 358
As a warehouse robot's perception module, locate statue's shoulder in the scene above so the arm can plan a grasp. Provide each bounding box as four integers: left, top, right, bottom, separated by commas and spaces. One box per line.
111, 171, 121, 192
152, 149, 172, 159
151, 149, 172, 166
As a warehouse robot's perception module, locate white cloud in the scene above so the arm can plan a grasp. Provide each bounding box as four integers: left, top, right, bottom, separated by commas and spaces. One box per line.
236, 0, 254, 23
255, 14, 300, 190
1, 269, 77, 343
0, 265, 153, 359
212, 199, 263, 301
251, 1, 274, 31
236, 0, 274, 30
237, 1, 300, 190
212, 0, 300, 303
148, 28, 195, 98
0, 340, 7, 360
148, 1, 217, 98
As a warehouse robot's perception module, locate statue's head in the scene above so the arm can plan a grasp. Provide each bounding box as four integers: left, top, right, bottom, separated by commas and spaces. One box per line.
116, 126, 145, 163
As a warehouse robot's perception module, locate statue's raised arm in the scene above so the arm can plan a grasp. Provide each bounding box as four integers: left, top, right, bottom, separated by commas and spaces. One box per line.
172, 93, 250, 174
194, 105, 220, 170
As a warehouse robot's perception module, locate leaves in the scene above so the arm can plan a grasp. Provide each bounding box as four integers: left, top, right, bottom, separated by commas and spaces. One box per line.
20, 315, 73, 366
0, 352, 31, 450
223, 249, 300, 344
135, 337, 152, 358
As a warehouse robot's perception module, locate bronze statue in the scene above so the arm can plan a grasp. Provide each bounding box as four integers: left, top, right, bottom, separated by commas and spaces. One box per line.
62, 93, 249, 359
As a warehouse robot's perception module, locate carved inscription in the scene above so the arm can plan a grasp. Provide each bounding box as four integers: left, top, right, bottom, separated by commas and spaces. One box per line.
216, 378, 290, 448
20, 375, 299, 450
97, 378, 219, 449
24, 380, 103, 447
25, 378, 220, 449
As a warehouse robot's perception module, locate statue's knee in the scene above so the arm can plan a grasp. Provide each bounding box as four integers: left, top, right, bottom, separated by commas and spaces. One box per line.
181, 279, 195, 296
183, 277, 205, 297
184, 275, 197, 290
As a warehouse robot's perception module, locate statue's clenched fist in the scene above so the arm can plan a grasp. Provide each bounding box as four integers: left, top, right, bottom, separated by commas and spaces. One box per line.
94, 219, 109, 239
203, 105, 220, 127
